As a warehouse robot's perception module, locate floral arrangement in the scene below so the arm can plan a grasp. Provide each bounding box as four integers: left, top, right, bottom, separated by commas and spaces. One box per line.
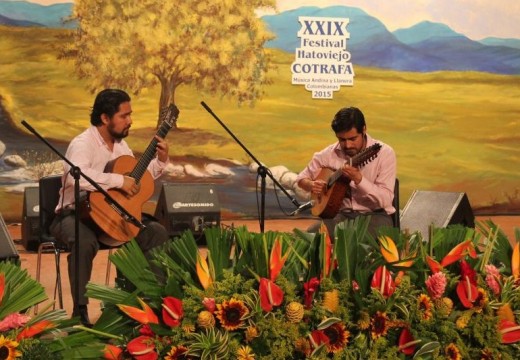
0, 261, 102, 360
73, 217, 520, 360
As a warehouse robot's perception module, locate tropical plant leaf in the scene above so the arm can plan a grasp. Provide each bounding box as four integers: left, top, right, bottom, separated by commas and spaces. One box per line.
109, 239, 163, 297
0, 262, 47, 318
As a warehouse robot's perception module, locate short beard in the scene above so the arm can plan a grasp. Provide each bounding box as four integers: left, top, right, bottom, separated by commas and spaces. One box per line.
108, 124, 129, 140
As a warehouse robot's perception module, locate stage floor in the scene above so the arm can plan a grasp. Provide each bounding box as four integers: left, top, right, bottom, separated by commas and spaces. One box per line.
4, 215, 518, 323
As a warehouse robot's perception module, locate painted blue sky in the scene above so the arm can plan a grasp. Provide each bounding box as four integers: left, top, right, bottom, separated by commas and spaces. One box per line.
8, 0, 520, 40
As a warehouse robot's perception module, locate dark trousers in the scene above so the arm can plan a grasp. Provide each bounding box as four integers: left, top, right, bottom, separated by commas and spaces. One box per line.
50, 212, 168, 306
307, 210, 393, 239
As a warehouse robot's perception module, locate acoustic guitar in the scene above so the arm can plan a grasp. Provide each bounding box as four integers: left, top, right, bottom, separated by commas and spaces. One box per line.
311, 143, 382, 219
83, 104, 179, 245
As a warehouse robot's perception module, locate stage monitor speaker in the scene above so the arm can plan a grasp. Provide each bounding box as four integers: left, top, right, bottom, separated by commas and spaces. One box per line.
155, 183, 221, 242
400, 190, 474, 239
1, 213, 19, 261
21, 186, 40, 252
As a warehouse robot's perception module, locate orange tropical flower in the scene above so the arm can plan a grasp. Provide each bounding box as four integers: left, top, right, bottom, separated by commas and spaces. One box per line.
16, 319, 56, 340
196, 251, 213, 290
162, 296, 184, 328
320, 222, 333, 277
425, 255, 443, 273
512, 242, 520, 279
118, 298, 159, 325
270, 235, 290, 281
379, 236, 415, 267
103, 344, 123, 360
440, 240, 477, 267
215, 298, 249, 331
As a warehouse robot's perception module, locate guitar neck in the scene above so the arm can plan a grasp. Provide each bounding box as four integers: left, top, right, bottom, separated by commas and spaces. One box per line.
130, 121, 172, 181
326, 143, 381, 187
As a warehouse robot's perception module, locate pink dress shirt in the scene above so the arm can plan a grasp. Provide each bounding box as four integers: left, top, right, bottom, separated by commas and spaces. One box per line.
296, 134, 396, 214
55, 126, 168, 211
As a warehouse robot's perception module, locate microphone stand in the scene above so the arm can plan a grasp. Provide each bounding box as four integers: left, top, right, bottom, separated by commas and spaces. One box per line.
200, 102, 301, 233
21, 120, 145, 311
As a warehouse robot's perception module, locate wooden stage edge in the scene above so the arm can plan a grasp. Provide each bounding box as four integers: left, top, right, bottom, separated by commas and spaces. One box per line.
3, 215, 519, 324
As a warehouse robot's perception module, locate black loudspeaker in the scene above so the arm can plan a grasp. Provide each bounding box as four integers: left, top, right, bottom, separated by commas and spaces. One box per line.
0, 213, 19, 261
21, 186, 40, 252
400, 190, 474, 239
155, 183, 221, 242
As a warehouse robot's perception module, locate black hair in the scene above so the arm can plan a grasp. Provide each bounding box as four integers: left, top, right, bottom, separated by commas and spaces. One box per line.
90, 89, 131, 126
331, 107, 366, 133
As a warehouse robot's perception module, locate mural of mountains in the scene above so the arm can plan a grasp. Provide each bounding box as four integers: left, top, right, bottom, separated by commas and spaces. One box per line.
0, 0, 74, 28
1, 2, 519, 74
263, 6, 520, 74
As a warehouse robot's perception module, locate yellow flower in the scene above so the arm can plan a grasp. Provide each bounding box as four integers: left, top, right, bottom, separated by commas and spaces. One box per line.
236, 345, 255, 360
322, 289, 339, 313
370, 311, 390, 339
245, 326, 259, 343
215, 298, 249, 331
286, 301, 304, 323
197, 310, 215, 329
445, 343, 462, 360
357, 310, 371, 330
418, 294, 433, 321
0, 335, 22, 360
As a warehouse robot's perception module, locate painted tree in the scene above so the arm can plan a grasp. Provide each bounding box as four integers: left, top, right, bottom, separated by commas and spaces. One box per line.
61, 0, 276, 127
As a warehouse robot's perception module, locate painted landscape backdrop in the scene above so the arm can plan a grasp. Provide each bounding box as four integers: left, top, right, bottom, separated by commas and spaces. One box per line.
0, 1, 519, 222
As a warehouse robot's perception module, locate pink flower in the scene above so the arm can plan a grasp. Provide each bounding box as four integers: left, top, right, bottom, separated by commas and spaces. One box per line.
485, 264, 502, 296
425, 272, 447, 299
202, 297, 216, 313
0, 312, 31, 331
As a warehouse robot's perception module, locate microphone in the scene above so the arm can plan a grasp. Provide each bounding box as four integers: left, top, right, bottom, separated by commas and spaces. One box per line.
290, 200, 315, 216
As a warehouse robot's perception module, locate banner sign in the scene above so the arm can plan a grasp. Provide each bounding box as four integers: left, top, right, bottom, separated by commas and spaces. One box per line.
291, 16, 354, 99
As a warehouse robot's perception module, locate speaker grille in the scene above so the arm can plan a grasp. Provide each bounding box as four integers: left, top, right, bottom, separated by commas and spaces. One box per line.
0, 213, 19, 261
400, 190, 474, 240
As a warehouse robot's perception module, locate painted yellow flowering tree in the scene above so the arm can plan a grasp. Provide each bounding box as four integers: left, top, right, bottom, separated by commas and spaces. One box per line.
61, 0, 276, 127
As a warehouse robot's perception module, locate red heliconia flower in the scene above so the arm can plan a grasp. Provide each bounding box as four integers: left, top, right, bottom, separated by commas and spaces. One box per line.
103, 344, 123, 360
303, 277, 320, 309
459, 260, 477, 286
398, 328, 418, 356
456, 276, 479, 308
127, 335, 158, 360
371, 266, 396, 298
440, 240, 477, 267
259, 278, 284, 312
16, 320, 56, 340
426, 255, 443, 273
309, 329, 330, 349
162, 296, 184, 328
139, 324, 154, 337
499, 319, 520, 344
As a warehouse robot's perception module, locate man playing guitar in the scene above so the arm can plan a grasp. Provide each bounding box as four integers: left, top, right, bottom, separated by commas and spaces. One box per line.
296, 106, 397, 238
50, 89, 173, 326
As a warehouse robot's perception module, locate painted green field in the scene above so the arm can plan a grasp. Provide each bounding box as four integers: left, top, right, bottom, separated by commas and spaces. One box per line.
1, 26, 520, 219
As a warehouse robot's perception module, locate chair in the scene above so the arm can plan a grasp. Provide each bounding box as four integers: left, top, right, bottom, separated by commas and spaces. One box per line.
392, 178, 400, 230
35, 174, 116, 314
